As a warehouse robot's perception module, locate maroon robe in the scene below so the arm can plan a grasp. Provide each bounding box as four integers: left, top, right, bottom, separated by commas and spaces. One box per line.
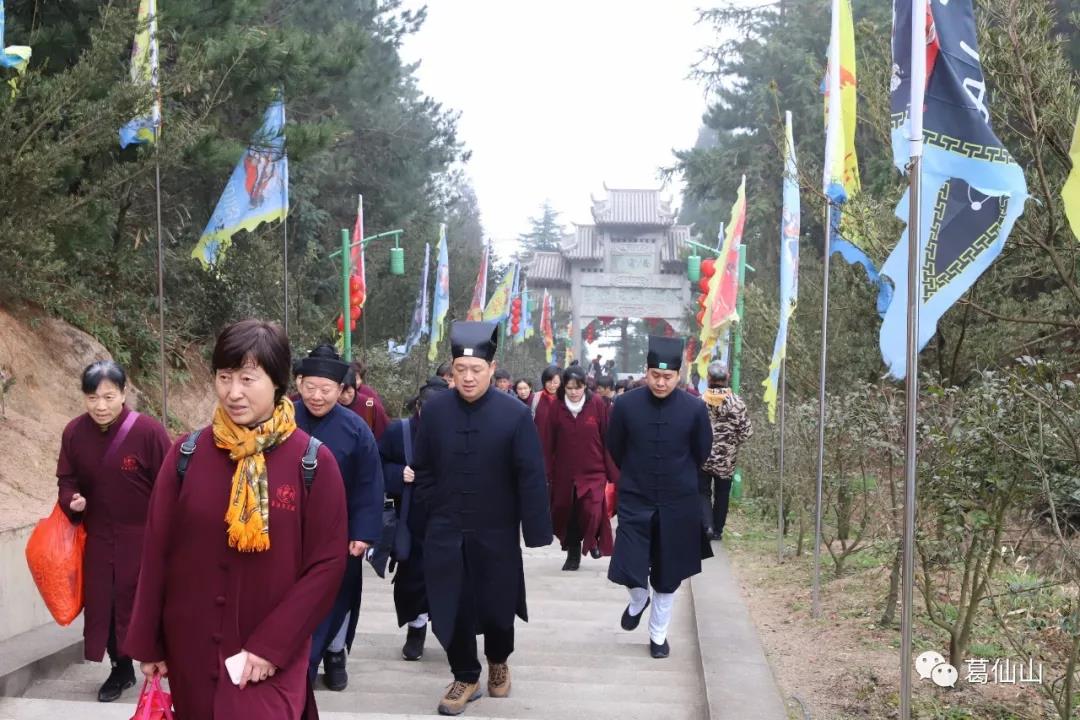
124, 430, 346, 720
542, 393, 616, 556
56, 406, 172, 662
345, 385, 389, 441
532, 390, 557, 449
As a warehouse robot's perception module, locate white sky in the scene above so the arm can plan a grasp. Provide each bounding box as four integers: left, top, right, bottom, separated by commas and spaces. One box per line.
401, 1, 717, 261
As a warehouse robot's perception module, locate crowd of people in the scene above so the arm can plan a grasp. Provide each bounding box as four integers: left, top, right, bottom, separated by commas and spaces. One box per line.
53, 318, 752, 718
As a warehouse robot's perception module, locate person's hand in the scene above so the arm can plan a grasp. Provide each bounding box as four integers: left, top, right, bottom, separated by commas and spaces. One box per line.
140, 660, 168, 679
403, 466, 415, 484
69, 493, 86, 513
349, 540, 369, 557
239, 652, 276, 689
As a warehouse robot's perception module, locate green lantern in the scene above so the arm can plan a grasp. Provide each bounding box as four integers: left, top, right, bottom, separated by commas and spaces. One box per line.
687, 253, 702, 282
390, 246, 405, 276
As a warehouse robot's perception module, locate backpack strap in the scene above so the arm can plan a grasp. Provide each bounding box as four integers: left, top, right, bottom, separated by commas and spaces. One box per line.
301, 436, 322, 491
177, 427, 205, 485
178, 428, 320, 491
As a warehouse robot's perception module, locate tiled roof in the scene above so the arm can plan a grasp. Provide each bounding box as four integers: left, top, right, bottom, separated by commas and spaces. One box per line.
560, 225, 602, 260
661, 225, 692, 264
591, 188, 676, 226
523, 251, 571, 286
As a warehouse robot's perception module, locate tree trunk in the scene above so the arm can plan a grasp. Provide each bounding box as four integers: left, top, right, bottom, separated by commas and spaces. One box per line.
880, 544, 902, 627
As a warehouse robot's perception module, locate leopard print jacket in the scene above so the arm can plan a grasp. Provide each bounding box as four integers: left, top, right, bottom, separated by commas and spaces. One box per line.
700, 389, 753, 478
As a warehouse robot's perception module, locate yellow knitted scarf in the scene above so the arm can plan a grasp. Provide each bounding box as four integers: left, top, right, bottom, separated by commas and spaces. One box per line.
213, 397, 297, 552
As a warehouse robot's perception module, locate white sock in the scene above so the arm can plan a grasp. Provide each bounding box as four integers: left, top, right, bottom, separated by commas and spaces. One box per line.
627, 586, 649, 616
649, 591, 676, 644
408, 613, 429, 629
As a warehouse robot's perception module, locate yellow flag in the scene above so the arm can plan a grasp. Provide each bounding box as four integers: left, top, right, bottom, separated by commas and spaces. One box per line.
1064, 105, 1080, 242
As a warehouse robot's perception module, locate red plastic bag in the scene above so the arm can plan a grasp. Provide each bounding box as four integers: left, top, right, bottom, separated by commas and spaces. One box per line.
25, 503, 86, 626
605, 483, 617, 519
130, 676, 175, 720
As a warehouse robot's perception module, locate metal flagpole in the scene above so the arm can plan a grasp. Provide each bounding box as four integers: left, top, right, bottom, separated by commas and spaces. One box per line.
342, 228, 352, 362
777, 357, 786, 563
283, 211, 289, 336
154, 156, 168, 424
900, 1, 927, 717
811, 203, 831, 619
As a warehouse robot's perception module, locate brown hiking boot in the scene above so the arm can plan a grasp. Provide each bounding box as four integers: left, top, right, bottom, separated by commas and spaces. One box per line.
437, 680, 482, 716
487, 662, 511, 698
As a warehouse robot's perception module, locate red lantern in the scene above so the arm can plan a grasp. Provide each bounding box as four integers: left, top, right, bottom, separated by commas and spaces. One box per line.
702, 257, 716, 278
697, 293, 707, 308
512, 298, 522, 309
350, 305, 362, 321
695, 309, 705, 325
336, 315, 345, 332
698, 277, 710, 293
349, 276, 362, 295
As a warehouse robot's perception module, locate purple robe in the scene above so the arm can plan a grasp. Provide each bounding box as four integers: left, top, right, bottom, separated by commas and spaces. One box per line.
542, 394, 616, 556
56, 406, 172, 661
124, 430, 346, 720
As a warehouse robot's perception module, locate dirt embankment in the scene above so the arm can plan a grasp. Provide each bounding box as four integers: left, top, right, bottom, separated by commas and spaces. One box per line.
0, 306, 213, 532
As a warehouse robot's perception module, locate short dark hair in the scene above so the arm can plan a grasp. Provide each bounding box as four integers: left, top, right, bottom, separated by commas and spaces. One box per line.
540, 365, 562, 385
435, 361, 453, 379
597, 376, 614, 390
514, 377, 532, 390
81, 360, 127, 394
494, 368, 512, 382
557, 365, 589, 401
212, 319, 291, 403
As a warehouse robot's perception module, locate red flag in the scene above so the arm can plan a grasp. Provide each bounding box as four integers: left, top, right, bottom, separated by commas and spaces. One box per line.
466, 241, 489, 321
350, 196, 366, 312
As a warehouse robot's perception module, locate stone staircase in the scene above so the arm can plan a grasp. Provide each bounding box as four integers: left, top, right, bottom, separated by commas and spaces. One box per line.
2, 543, 711, 719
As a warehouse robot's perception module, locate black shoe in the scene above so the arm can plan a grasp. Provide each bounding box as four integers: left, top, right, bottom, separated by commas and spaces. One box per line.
561, 549, 580, 571
708, 530, 723, 541
97, 661, 135, 703
403, 624, 427, 661
650, 639, 671, 659
589, 546, 601, 559
620, 598, 650, 631
322, 649, 348, 691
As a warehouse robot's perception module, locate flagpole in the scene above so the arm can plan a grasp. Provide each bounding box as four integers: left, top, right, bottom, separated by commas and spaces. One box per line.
154, 154, 168, 424
281, 88, 289, 336
811, 202, 831, 620
777, 357, 786, 563
900, 1, 927, 718
283, 211, 289, 336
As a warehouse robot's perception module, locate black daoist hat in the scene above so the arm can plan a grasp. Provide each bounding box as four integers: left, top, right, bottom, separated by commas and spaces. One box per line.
296, 344, 349, 383
450, 321, 498, 362
646, 335, 684, 372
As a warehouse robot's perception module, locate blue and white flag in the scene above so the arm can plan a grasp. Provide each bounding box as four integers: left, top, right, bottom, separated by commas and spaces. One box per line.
0, 0, 31, 74
389, 242, 431, 362
880, 0, 1028, 378
192, 98, 288, 267
762, 112, 800, 423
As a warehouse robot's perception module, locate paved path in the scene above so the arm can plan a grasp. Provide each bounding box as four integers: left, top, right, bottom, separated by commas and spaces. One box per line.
0, 543, 787, 719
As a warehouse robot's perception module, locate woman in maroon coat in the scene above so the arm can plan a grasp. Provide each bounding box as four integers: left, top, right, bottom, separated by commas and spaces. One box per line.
543, 365, 616, 571
125, 320, 346, 719
56, 360, 172, 703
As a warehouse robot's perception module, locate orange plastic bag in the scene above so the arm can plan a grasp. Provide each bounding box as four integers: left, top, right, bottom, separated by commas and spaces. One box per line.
25, 503, 86, 626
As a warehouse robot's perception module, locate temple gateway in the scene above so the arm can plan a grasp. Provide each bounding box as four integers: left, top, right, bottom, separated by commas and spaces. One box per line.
524, 187, 696, 364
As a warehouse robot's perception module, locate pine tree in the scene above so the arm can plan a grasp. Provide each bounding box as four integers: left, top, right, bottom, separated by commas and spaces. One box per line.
517, 200, 565, 252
